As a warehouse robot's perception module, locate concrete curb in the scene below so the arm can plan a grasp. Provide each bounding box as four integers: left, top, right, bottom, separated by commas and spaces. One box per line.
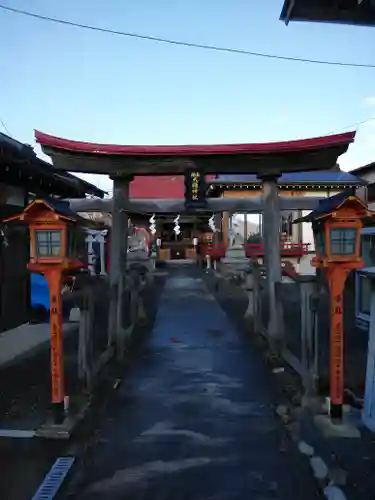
0, 322, 79, 370
275, 403, 349, 499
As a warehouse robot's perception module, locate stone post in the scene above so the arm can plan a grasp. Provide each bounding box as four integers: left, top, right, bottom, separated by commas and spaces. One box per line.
97, 233, 106, 275
85, 233, 95, 275
259, 175, 282, 346
222, 212, 229, 250
300, 276, 319, 394
244, 213, 248, 244
228, 213, 234, 248
108, 176, 132, 351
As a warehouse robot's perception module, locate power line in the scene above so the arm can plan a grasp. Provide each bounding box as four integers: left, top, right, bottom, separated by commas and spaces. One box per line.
325, 116, 375, 136
0, 117, 11, 136
1, 4, 375, 69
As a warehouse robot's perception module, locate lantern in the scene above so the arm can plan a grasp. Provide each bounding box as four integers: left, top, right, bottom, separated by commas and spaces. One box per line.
22, 201, 85, 272
328, 226, 359, 259
294, 193, 375, 422
34, 228, 63, 258
3, 198, 86, 424
312, 221, 326, 261
305, 195, 365, 268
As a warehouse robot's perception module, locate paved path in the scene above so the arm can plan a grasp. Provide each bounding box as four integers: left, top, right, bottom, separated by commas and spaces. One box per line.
66, 268, 320, 499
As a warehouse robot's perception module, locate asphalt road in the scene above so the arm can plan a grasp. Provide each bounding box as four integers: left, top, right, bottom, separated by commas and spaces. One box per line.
63, 266, 321, 500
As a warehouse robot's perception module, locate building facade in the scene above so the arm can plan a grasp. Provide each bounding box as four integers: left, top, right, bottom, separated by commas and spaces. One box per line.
0, 132, 105, 331
209, 170, 363, 273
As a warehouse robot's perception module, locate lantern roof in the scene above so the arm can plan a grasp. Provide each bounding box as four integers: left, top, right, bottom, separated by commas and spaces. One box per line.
3, 198, 81, 224
294, 191, 373, 224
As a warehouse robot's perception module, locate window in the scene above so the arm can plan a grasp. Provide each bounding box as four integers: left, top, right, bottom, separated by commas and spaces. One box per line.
35, 230, 62, 257
330, 228, 356, 255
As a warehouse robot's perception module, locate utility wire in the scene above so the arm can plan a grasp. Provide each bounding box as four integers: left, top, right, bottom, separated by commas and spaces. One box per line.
1, 4, 375, 69
325, 116, 375, 136
0, 117, 11, 136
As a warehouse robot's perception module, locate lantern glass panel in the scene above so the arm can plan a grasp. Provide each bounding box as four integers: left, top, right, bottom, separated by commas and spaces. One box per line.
35, 229, 62, 257
329, 227, 357, 256
314, 225, 326, 258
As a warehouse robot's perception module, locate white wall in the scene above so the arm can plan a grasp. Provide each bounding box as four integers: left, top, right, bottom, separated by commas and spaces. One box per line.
299, 190, 337, 251
298, 255, 316, 275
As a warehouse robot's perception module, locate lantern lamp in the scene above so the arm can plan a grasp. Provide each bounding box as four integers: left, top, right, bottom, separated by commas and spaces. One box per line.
2, 198, 87, 423
13, 200, 86, 272
35, 228, 63, 258
297, 194, 367, 268
327, 226, 359, 260
294, 193, 375, 422
312, 221, 326, 261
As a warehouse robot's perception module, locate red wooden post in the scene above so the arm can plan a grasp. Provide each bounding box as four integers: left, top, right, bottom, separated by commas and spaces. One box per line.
326, 266, 351, 420
45, 268, 65, 421
2, 198, 85, 425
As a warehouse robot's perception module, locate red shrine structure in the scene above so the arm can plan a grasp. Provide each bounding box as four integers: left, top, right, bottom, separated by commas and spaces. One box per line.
35, 130, 356, 258
35, 129, 356, 342
35, 130, 356, 261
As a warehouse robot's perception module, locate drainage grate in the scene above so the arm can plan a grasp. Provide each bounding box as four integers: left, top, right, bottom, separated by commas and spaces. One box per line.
31, 457, 75, 500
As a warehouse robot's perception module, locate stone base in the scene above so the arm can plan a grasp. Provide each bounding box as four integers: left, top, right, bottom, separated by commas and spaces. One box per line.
221, 246, 249, 273
35, 401, 91, 440
314, 414, 360, 439
225, 246, 246, 259
127, 253, 154, 273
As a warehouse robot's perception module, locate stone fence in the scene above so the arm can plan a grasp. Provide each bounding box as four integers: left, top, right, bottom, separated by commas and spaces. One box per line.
242, 262, 368, 398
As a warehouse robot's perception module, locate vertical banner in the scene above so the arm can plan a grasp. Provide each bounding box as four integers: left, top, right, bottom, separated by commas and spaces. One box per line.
330, 291, 344, 405
184, 168, 207, 209
47, 269, 65, 404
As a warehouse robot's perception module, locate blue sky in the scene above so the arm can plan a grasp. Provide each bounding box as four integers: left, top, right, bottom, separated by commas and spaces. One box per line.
1, 0, 375, 192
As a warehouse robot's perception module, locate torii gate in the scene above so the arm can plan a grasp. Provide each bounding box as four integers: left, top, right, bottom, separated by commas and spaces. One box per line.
35, 130, 355, 350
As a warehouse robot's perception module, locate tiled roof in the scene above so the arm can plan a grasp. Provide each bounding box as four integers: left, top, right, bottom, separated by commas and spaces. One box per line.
44, 198, 78, 219
294, 190, 365, 223
212, 170, 364, 185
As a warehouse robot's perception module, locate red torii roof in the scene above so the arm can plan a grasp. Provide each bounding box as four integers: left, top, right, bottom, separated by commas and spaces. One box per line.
35, 130, 355, 157
34, 130, 356, 177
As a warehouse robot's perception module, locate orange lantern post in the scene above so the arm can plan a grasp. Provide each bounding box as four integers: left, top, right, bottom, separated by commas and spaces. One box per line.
4, 199, 84, 423
300, 193, 374, 421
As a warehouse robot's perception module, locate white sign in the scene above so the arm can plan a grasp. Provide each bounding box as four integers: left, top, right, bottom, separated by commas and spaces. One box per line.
208, 214, 216, 232
173, 215, 181, 235
149, 213, 156, 235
